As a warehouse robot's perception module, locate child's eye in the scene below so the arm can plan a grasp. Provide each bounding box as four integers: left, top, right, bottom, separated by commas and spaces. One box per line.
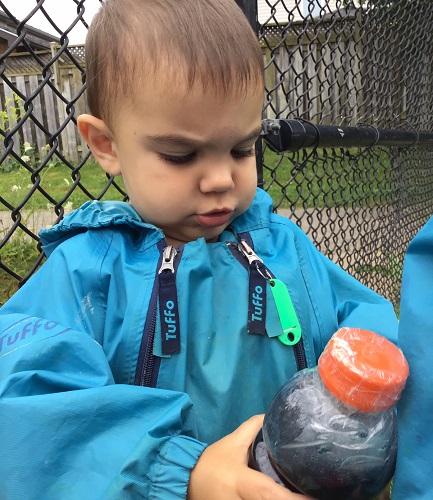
231, 148, 256, 159
158, 152, 196, 165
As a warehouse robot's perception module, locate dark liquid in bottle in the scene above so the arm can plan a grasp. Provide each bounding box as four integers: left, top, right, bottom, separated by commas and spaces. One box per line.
250, 371, 398, 500
250, 430, 395, 500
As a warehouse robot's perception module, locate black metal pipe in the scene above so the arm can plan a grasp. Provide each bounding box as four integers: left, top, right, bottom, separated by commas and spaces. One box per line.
262, 119, 433, 152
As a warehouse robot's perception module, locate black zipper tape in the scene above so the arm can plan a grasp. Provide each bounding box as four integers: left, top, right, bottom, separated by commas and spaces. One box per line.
159, 265, 181, 355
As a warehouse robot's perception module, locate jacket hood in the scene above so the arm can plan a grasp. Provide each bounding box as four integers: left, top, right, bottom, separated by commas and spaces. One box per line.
39, 188, 274, 254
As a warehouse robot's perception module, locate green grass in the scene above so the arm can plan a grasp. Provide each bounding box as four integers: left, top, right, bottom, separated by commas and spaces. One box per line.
1, 159, 126, 212
262, 147, 393, 209
1, 148, 391, 212
1, 148, 392, 305
1, 158, 127, 305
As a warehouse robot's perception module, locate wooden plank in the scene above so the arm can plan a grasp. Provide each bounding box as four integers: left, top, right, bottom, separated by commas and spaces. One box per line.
274, 48, 283, 118
319, 42, 336, 125
59, 70, 78, 162
263, 47, 276, 120
28, 75, 47, 153
0, 85, 5, 157
53, 65, 68, 159
292, 44, 305, 119
57, 73, 71, 161
312, 43, 326, 123
279, 47, 293, 119
41, 78, 60, 163
14, 76, 34, 149
43, 78, 58, 136
71, 67, 88, 160
308, 44, 320, 121
335, 40, 348, 125
347, 39, 360, 125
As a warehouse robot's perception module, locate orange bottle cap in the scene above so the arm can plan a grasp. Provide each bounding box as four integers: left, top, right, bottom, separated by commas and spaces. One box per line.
318, 327, 409, 412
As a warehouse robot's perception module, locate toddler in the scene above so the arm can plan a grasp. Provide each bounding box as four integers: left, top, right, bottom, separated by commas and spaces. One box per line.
0, 1, 399, 498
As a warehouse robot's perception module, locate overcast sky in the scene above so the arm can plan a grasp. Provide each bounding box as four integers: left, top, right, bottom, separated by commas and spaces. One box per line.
1, 0, 101, 44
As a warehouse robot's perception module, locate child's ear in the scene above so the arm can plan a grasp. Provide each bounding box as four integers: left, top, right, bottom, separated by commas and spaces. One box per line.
77, 114, 121, 176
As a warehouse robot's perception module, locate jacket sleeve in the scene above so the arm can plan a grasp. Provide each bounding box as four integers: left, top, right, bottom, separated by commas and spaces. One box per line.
391, 216, 433, 500
0, 236, 206, 500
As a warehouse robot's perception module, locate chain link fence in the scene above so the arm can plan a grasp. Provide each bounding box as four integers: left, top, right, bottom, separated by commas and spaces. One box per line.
251, 0, 433, 307
1, 0, 433, 308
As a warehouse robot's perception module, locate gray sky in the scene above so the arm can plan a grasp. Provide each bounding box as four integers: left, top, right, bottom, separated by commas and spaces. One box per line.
1, 0, 100, 44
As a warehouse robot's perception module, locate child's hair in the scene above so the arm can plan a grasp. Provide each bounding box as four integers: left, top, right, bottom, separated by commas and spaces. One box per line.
85, 0, 264, 129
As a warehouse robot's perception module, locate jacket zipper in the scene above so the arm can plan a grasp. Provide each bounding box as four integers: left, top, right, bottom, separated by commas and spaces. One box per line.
135, 234, 307, 386
227, 234, 307, 372
238, 239, 271, 335
159, 245, 181, 355
134, 243, 182, 387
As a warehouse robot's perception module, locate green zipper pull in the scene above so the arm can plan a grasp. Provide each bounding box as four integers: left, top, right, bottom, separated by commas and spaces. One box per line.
269, 278, 302, 346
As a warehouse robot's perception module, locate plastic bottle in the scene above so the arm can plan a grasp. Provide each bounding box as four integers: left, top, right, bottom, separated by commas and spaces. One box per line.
249, 327, 409, 500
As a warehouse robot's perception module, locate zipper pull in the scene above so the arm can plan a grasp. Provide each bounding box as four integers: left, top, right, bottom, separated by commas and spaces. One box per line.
238, 240, 271, 335
269, 278, 302, 346
237, 240, 264, 266
237, 240, 302, 344
159, 245, 177, 274
158, 245, 181, 355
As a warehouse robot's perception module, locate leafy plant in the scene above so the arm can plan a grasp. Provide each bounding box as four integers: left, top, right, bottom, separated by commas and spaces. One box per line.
0, 235, 43, 306
0, 94, 24, 133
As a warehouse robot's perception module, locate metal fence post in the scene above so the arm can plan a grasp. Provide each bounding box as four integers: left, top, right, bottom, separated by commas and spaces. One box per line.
235, 0, 264, 187
234, 0, 258, 30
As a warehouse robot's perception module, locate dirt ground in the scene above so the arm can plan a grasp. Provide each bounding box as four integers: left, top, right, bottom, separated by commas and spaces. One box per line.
0, 209, 61, 237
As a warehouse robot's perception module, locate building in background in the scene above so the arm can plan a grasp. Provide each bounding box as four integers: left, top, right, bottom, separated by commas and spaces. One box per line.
0, 9, 58, 54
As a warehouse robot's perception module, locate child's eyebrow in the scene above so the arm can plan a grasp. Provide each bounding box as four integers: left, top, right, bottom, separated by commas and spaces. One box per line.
142, 127, 263, 148
236, 128, 263, 144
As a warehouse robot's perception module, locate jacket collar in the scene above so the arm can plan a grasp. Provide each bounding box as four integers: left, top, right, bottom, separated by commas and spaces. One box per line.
39, 188, 274, 253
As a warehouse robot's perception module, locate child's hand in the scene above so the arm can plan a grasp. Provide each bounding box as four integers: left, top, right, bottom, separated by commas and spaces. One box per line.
187, 414, 312, 500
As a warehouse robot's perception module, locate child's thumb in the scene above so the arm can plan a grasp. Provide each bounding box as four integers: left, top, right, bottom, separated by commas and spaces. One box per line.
231, 414, 264, 447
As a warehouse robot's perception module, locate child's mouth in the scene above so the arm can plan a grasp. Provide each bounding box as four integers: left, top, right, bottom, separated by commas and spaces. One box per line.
196, 210, 234, 228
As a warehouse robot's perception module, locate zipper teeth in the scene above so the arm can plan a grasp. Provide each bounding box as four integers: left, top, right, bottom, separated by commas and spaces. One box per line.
136, 244, 184, 387
141, 305, 157, 386
134, 246, 165, 387
294, 338, 307, 371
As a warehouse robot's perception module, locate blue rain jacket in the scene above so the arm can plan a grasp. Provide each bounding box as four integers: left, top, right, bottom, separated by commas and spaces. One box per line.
0, 188, 398, 499
392, 216, 433, 500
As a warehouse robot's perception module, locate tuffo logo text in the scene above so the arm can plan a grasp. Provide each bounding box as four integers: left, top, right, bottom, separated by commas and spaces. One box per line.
0, 318, 71, 354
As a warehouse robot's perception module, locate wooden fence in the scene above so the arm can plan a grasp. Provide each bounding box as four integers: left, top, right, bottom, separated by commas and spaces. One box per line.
261, 15, 408, 127
0, 43, 88, 164
0, 16, 410, 163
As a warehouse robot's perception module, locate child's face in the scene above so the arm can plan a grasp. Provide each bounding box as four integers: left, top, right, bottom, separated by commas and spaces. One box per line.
110, 84, 263, 246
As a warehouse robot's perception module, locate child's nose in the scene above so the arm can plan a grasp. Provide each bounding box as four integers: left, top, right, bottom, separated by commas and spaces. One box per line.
199, 161, 235, 193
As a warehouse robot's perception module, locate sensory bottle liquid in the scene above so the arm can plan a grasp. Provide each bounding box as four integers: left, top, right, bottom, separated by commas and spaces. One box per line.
249, 327, 409, 500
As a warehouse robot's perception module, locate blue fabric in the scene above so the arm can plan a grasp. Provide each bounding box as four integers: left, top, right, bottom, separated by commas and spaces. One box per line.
0, 188, 398, 499
392, 216, 433, 500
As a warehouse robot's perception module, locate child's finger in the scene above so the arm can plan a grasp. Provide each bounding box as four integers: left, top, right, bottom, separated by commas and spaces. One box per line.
229, 414, 264, 449
239, 467, 312, 500
233, 416, 313, 499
